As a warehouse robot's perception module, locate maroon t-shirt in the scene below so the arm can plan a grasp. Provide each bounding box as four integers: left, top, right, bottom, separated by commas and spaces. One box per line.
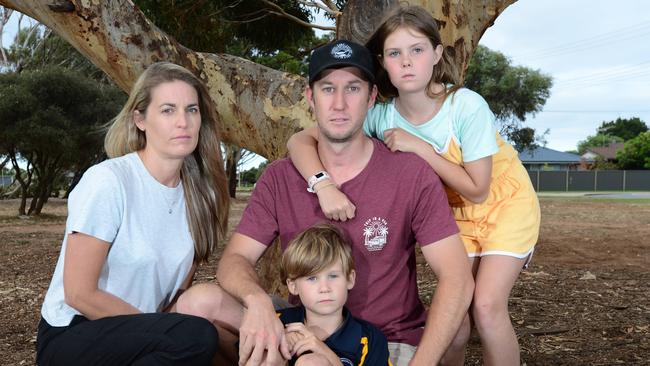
236, 139, 459, 346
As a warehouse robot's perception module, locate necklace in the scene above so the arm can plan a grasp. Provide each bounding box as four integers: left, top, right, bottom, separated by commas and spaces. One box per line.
160, 185, 180, 214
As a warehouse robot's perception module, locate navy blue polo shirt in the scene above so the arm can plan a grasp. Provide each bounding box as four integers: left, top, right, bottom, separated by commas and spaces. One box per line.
278, 306, 390, 366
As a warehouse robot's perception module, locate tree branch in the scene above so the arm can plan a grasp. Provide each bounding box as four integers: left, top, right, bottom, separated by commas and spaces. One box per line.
0, 6, 13, 64
298, 0, 340, 15
261, 0, 335, 31
0, 0, 313, 160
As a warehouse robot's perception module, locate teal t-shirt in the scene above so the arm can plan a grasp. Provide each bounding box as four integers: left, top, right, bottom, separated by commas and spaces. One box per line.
364, 88, 499, 162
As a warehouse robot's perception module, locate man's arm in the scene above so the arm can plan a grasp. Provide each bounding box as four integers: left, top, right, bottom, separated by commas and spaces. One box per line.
216, 232, 291, 365
410, 234, 474, 365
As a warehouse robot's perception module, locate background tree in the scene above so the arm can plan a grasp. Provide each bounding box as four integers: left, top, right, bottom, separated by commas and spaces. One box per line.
588, 156, 619, 171
0, 0, 518, 162
0, 6, 13, 66
597, 117, 648, 141
464, 45, 553, 151
616, 132, 650, 170
577, 117, 648, 155
6, 25, 104, 78
0, 67, 124, 215
509, 127, 549, 153
0, 16, 124, 213
239, 160, 269, 187
577, 133, 624, 155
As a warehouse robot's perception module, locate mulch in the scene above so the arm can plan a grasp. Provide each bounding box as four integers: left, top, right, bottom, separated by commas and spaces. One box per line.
1, 196, 649, 365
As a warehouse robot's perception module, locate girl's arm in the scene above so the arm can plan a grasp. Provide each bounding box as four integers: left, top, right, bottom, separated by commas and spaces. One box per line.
286, 127, 356, 220
63, 232, 141, 319
384, 128, 492, 204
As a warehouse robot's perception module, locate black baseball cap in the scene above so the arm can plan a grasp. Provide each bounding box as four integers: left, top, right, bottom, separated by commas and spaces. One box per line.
308, 40, 375, 84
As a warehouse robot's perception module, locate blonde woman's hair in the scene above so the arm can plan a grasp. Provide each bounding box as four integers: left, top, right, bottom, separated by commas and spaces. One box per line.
281, 223, 354, 283
104, 62, 229, 263
366, 5, 461, 101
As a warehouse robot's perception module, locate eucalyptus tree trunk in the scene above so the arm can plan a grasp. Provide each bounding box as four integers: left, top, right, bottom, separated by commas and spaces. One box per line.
0, 0, 516, 288
0, 0, 515, 158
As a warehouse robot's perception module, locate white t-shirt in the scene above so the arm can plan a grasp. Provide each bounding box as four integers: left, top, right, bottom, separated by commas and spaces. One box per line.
41, 153, 194, 326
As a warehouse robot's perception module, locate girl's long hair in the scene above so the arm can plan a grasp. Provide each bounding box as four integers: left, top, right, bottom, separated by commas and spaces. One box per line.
366, 5, 462, 101
104, 62, 229, 263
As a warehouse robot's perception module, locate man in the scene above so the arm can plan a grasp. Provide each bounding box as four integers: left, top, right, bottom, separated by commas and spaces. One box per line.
181, 40, 473, 366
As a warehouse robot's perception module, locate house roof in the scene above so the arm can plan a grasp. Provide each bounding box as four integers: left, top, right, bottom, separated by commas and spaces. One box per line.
585, 143, 625, 160
518, 146, 582, 164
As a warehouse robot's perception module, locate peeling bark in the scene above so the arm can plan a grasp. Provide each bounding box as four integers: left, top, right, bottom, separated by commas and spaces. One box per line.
337, 0, 399, 43
0, 0, 516, 159
0, 0, 516, 289
338, 0, 517, 80
0, 0, 310, 160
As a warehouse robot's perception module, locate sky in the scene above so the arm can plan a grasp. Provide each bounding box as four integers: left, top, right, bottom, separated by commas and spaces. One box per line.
3, 1, 649, 166
478, 0, 650, 152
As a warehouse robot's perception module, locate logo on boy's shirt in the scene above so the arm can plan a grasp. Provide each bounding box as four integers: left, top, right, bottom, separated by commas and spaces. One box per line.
363, 217, 388, 251
340, 358, 354, 366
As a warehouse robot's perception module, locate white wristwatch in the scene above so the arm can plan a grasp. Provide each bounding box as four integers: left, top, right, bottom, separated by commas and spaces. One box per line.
307, 171, 331, 193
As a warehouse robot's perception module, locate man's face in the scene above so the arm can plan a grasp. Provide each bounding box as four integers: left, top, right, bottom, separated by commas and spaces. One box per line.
306, 67, 377, 144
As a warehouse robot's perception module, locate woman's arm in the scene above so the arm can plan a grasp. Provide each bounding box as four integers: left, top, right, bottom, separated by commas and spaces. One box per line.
63, 232, 141, 319
286, 127, 356, 220
383, 128, 492, 204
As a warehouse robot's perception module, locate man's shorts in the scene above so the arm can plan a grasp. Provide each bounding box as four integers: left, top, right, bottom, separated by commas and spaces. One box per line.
388, 342, 416, 366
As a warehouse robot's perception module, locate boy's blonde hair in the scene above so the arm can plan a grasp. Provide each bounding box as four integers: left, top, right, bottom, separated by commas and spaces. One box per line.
281, 224, 355, 283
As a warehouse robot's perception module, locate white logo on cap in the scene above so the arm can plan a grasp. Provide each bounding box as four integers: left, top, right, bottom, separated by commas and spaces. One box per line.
331, 43, 353, 59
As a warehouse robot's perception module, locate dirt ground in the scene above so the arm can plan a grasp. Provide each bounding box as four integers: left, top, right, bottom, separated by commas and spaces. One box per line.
1, 195, 649, 365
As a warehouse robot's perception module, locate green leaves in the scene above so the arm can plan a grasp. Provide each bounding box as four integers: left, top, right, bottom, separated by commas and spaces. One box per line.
0, 67, 126, 213
577, 118, 648, 160
134, 0, 316, 56
577, 133, 623, 155
464, 45, 553, 150
616, 132, 650, 169
598, 117, 648, 141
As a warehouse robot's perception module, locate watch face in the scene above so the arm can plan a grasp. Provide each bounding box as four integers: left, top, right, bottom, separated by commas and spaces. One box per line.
315, 172, 325, 178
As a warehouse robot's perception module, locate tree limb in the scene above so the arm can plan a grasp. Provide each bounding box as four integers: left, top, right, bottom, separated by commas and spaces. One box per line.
0, 6, 14, 64
298, 0, 340, 15
261, 0, 336, 31
0, 0, 313, 160
0, 0, 517, 159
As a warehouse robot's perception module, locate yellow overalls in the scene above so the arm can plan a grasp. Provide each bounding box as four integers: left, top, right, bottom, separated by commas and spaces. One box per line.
440, 131, 540, 258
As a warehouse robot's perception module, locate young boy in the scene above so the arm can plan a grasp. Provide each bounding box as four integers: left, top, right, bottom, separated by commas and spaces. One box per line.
279, 224, 391, 366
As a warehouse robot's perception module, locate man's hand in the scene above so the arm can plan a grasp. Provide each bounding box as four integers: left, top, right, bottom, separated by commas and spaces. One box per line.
238, 297, 291, 366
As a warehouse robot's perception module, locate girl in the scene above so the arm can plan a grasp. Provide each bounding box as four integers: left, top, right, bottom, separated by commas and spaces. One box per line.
36, 62, 230, 366
287, 5, 540, 366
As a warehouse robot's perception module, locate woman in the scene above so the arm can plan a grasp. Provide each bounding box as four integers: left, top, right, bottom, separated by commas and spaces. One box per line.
36, 62, 230, 365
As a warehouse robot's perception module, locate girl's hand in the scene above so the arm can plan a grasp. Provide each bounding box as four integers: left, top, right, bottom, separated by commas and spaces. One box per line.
383, 128, 430, 156
314, 182, 356, 221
